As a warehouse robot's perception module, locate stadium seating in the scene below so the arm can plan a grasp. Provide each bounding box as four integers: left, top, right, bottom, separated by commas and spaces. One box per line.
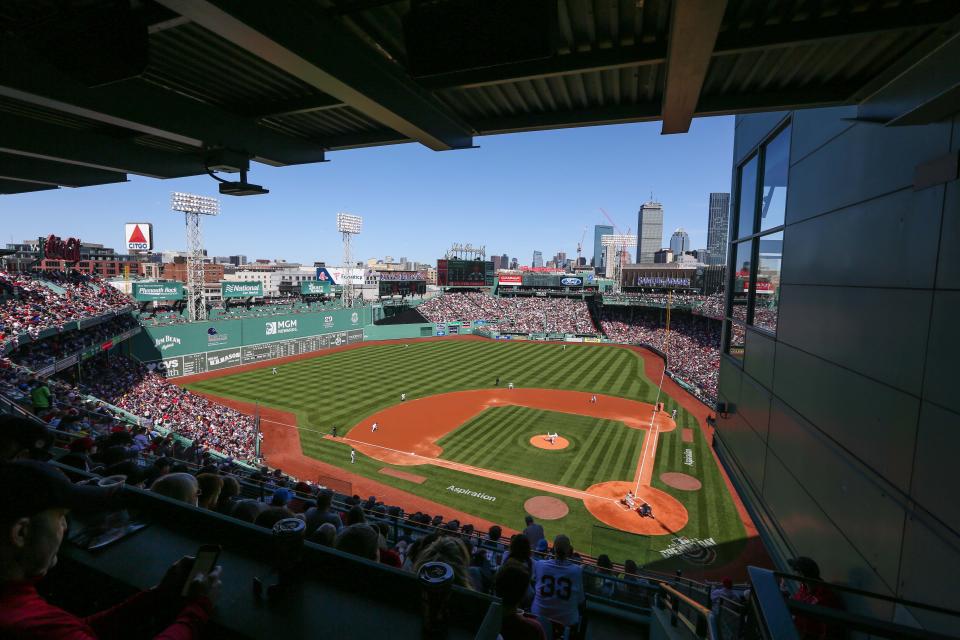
419, 292, 597, 334
600, 307, 720, 403
0, 270, 133, 348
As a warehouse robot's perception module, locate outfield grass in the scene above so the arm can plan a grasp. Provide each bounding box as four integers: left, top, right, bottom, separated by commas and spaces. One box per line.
437, 406, 645, 490
185, 339, 746, 566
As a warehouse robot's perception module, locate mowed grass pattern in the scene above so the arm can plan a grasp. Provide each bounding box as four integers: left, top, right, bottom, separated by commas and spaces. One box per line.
186, 339, 748, 566
437, 406, 645, 490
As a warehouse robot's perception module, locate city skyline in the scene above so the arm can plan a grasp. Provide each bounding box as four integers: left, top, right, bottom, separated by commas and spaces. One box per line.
1, 118, 734, 266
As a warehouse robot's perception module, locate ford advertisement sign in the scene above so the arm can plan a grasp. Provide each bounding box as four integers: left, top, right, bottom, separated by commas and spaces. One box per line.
560, 277, 583, 287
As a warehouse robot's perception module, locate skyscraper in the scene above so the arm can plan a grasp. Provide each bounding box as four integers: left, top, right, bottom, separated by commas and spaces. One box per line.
706, 192, 730, 266
592, 224, 614, 269
669, 228, 690, 256
532, 250, 543, 268
636, 201, 664, 264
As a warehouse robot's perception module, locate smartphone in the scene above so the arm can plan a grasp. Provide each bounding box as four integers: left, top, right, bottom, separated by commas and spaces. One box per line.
181, 544, 221, 597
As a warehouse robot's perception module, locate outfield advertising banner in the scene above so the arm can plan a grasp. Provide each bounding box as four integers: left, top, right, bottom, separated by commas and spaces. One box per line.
151, 329, 364, 377
498, 274, 522, 286
221, 281, 263, 298
131, 307, 371, 376
301, 280, 331, 295
132, 282, 184, 301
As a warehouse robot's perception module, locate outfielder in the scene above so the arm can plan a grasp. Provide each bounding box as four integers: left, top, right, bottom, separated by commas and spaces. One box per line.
350, 448, 356, 464
671, 408, 677, 419
271, 367, 278, 375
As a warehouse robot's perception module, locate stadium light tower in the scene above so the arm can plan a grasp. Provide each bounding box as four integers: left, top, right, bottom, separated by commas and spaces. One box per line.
336, 213, 363, 308
601, 234, 634, 292
171, 192, 220, 321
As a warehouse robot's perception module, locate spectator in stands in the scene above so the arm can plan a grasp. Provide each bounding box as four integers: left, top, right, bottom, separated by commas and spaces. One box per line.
592, 554, 617, 598
196, 474, 223, 510
0, 415, 53, 461
415, 537, 473, 589
308, 522, 337, 547
0, 460, 221, 638
335, 523, 380, 561
787, 557, 843, 640
710, 577, 739, 612
215, 476, 240, 514
468, 547, 494, 592
230, 500, 266, 524
57, 437, 97, 473
523, 515, 545, 548
531, 535, 585, 640
495, 561, 547, 640
305, 490, 342, 536
151, 473, 200, 507
30, 379, 51, 415
286, 482, 316, 514
254, 507, 295, 530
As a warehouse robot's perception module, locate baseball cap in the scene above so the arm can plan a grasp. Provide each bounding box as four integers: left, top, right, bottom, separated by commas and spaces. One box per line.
0, 460, 119, 521
788, 556, 821, 579
0, 415, 54, 460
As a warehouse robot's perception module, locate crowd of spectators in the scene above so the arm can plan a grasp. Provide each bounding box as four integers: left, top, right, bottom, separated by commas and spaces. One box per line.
419, 292, 597, 334
78, 355, 259, 461
0, 270, 132, 346
600, 308, 720, 403
7, 315, 139, 370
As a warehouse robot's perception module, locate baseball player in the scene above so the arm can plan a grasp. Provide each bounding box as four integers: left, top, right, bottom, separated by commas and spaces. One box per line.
624, 491, 636, 510
371, 422, 379, 433
331, 425, 338, 438
671, 408, 678, 419
508, 382, 514, 390
562, 344, 566, 351
549, 433, 558, 445
400, 393, 406, 402
350, 448, 356, 464
271, 367, 278, 375
590, 395, 597, 404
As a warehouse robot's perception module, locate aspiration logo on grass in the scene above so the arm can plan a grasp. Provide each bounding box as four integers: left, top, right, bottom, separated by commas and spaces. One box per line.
447, 485, 496, 501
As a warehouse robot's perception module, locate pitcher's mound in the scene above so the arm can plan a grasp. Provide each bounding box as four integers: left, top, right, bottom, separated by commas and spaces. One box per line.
524, 496, 569, 520
530, 435, 569, 450
660, 472, 701, 491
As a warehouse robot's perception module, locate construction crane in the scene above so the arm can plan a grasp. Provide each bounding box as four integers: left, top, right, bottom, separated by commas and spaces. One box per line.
575, 225, 587, 266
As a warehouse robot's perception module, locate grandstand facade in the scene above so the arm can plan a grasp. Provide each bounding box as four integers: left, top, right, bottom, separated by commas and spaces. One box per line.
715, 107, 960, 630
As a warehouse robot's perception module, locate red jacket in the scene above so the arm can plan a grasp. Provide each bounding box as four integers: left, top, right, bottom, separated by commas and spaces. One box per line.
0, 579, 212, 639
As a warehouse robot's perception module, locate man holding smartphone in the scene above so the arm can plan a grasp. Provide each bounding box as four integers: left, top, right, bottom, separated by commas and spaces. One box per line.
0, 460, 223, 638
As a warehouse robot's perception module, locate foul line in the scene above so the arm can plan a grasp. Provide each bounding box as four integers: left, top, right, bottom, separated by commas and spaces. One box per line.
254, 415, 629, 505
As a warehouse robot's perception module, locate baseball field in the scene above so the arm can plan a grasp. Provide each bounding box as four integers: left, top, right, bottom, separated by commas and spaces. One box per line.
182, 338, 749, 571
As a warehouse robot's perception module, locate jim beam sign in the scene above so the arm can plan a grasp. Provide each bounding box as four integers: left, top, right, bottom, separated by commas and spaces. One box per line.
125, 223, 153, 251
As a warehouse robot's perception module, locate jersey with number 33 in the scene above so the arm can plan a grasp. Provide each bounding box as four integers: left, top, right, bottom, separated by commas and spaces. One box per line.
532, 559, 585, 626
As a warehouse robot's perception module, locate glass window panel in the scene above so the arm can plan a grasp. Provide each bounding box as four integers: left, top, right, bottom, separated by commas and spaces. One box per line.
751, 231, 783, 333
736, 155, 758, 240
759, 126, 790, 231
728, 241, 750, 323
726, 321, 745, 361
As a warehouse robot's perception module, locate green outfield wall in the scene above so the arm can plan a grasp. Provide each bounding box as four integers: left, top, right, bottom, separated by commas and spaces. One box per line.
131, 306, 374, 377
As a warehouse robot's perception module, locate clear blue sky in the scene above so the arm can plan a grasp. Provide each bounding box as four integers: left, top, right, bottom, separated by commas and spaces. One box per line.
2, 116, 734, 266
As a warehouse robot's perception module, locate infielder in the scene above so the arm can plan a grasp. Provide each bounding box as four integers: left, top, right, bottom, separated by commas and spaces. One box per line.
508, 382, 514, 390
590, 395, 597, 404
350, 448, 356, 464
400, 393, 406, 402
671, 408, 677, 419
331, 425, 338, 438
371, 422, 379, 433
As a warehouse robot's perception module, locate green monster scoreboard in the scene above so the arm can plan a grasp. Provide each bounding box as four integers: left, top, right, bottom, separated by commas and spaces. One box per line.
436, 259, 494, 287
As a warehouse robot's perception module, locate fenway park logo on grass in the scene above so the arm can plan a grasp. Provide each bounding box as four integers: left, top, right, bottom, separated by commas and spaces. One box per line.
657, 536, 717, 564
447, 485, 496, 502
265, 319, 298, 336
